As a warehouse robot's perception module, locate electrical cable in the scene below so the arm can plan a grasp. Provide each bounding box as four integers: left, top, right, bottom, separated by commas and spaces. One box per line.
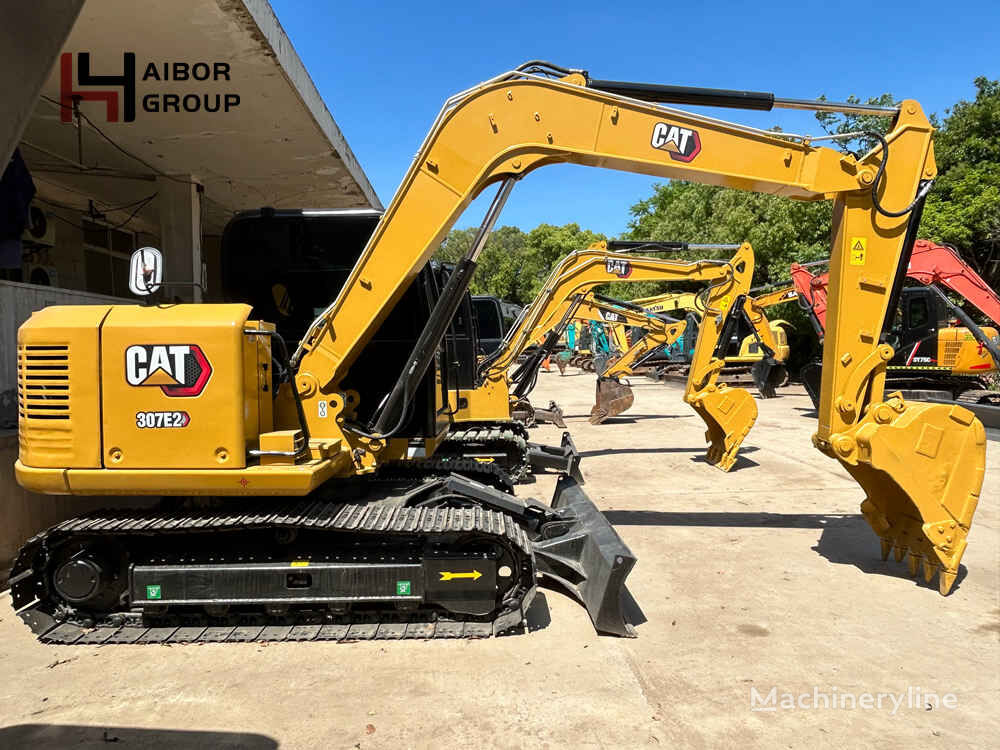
862, 131, 934, 218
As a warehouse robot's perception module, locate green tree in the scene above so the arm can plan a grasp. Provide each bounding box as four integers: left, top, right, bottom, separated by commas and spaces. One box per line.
519, 223, 606, 300
920, 78, 1000, 287
436, 225, 529, 302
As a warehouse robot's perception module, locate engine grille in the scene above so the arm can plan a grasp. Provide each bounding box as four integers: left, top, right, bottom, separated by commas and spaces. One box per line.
17, 345, 71, 421
941, 341, 962, 368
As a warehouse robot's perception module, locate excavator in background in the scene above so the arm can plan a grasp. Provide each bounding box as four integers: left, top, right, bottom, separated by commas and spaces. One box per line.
474, 241, 782, 467
634, 285, 795, 394
510, 292, 686, 424
794, 239, 1000, 406
12, 63, 984, 647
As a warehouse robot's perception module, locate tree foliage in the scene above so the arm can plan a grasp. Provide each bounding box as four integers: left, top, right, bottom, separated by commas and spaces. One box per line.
435, 223, 604, 305
920, 78, 1000, 287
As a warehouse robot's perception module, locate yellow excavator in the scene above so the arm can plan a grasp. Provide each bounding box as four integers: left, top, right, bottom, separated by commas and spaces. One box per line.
509, 291, 687, 424
13, 63, 983, 646
473, 241, 777, 467
632, 284, 795, 394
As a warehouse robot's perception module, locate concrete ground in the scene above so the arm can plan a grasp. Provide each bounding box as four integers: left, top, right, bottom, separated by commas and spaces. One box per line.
0, 373, 997, 749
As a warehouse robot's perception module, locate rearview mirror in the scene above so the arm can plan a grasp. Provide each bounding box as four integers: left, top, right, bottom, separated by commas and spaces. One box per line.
129, 247, 163, 296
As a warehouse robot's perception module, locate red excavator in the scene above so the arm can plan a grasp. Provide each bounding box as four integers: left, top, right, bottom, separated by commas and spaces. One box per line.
794, 240, 1000, 405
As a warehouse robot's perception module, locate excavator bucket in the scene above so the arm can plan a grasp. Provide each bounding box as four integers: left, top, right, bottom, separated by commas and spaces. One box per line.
840, 399, 985, 596
687, 385, 757, 471
554, 351, 573, 375
534, 474, 637, 636
590, 377, 634, 424
511, 398, 567, 428
800, 361, 822, 409
750, 356, 787, 399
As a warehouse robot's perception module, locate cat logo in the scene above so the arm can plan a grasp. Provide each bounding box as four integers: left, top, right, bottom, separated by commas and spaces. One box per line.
605, 258, 632, 278
125, 344, 212, 397
650, 122, 702, 162
599, 310, 626, 323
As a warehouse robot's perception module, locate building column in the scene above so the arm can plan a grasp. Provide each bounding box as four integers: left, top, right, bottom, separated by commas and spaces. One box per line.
156, 176, 202, 302
1, 1, 84, 167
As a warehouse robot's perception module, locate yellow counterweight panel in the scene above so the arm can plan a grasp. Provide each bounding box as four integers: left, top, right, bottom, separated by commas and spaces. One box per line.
17, 305, 111, 469
99, 304, 256, 470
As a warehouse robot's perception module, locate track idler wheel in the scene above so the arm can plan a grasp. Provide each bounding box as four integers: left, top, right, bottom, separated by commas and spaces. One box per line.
687, 385, 757, 471
589, 377, 634, 425
826, 397, 985, 595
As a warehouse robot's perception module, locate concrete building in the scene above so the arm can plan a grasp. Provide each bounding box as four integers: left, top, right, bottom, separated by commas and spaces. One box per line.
0, 0, 380, 573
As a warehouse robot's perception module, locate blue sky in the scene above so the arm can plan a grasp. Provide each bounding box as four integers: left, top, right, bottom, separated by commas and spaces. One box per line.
271, 0, 998, 237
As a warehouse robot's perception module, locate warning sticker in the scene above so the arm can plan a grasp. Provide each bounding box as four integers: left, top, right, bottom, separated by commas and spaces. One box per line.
146, 585, 162, 600
719, 294, 732, 311
850, 237, 867, 266
396, 580, 412, 596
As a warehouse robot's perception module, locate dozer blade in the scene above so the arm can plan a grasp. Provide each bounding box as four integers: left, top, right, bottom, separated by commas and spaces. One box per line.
835, 399, 985, 595
750, 356, 787, 399
589, 377, 634, 424
534, 474, 637, 636
687, 385, 757, 471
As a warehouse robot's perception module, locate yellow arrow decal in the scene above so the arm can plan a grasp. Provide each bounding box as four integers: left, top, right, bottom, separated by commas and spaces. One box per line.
438, 570, 482, 582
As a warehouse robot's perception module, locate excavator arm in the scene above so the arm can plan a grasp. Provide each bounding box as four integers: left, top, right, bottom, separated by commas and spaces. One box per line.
288, 63, 979, 595
567, 295, 686, 423
482, 242, 758, 453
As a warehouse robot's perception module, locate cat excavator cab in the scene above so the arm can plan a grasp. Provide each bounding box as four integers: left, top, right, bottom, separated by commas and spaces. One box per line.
12, 63, 983, 648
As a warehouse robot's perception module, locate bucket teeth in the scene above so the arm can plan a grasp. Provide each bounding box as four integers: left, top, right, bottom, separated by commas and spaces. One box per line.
893, 544, 905, 563
907, 554, 921, 577
921, 557, 936, 583
939, 569, 957, 596
880, 538, 892, 561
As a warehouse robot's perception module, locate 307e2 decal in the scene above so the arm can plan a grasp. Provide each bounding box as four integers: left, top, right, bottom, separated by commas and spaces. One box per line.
135, 411, 190, 428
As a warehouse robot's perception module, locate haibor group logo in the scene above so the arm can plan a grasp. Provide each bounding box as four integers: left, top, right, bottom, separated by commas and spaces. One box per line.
60, 52, 240, 122
125, 345, 212, 397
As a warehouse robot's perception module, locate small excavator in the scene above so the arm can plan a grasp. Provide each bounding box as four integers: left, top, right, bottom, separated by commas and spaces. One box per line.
473, 241, 781, 467
13, 63, 984, 647
509, 292, 687, 424
794, 239, 1000, 406
634, 284, 795, 395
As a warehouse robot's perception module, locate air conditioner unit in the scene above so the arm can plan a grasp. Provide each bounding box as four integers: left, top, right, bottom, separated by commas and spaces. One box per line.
21, 203, 56, 247
24, 263, 58, 287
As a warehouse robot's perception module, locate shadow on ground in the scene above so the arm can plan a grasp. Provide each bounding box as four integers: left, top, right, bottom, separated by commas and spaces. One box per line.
580, 445, 759, 459
602, 509, 968, 594
813, 519, 968, 594
0, 725, 278, 749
